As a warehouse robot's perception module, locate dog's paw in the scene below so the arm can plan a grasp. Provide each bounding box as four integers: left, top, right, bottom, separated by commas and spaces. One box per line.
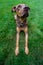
25, 47, 29, 55
15, 47, 19, 56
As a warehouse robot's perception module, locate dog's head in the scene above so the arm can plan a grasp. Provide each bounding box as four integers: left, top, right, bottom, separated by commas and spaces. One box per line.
12, 4, 30, 18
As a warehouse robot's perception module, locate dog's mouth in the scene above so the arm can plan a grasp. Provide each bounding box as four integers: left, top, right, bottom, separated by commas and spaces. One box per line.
21, 13, 29, 18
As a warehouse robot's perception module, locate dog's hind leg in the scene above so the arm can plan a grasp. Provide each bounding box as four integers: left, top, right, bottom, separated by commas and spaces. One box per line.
15, 27, 20, 55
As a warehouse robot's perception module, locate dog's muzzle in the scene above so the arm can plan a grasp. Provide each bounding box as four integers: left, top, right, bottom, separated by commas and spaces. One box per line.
18, 12, 29, 18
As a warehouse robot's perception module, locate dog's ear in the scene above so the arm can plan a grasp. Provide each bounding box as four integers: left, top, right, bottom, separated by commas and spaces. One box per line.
28, 7, 30, 10
12, 6, 16, 12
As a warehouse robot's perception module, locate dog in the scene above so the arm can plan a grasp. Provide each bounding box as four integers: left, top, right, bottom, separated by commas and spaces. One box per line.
12, 4, 30, 55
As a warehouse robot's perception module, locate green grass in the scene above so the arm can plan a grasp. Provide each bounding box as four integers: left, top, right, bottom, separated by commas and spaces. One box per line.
0, 0, 43, 65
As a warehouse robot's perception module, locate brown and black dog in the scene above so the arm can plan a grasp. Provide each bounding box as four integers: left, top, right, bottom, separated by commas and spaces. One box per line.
12, 4, 30, 55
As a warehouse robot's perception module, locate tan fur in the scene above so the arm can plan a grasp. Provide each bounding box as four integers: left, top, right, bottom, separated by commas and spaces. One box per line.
15, 26, 29, 55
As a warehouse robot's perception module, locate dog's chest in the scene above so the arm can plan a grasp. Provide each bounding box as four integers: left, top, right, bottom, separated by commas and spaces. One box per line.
15, 15, 27, 27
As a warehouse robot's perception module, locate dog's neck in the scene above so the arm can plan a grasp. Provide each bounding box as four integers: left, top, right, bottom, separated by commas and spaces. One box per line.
17, 15, 27, 23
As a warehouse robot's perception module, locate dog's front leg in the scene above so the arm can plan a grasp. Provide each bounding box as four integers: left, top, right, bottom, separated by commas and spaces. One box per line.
24, 27, 29, 55
15, 27, 20, 55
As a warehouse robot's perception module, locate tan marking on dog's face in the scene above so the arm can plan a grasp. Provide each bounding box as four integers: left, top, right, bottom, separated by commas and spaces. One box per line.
16, 4, 30, 17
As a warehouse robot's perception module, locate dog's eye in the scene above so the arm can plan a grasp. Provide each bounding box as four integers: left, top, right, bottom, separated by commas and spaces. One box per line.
18, 5, 21, 8
17, 5, 22, 11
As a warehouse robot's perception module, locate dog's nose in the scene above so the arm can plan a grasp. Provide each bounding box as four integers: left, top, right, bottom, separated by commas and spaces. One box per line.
19, 10, 21, 13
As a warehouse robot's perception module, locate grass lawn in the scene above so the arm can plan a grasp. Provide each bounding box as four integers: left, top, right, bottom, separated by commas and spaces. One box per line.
0, 0, 43, 65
